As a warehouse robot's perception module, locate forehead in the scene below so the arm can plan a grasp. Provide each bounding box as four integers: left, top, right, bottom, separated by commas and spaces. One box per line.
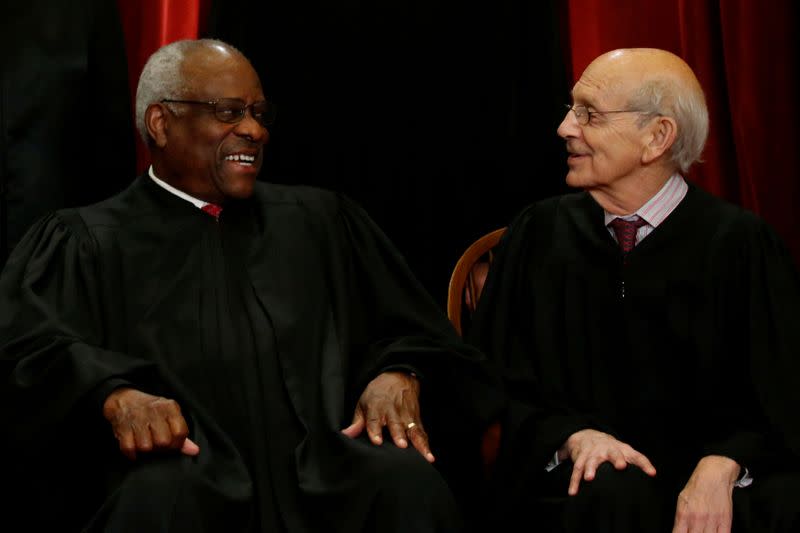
572, 61, 637, 107
183, 50, 264, 100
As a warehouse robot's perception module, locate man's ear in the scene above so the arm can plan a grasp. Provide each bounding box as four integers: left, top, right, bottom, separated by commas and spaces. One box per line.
145, 103, 169, 148
641, 115, 677, 165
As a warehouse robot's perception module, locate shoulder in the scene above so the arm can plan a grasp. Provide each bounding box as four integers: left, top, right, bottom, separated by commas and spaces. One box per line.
66, 176, 155, 233
682, 185, 792, 262
506, 191, 587, 236
685, 184, 773, 237
253, 181, 339, 211
252, 181, 367, 224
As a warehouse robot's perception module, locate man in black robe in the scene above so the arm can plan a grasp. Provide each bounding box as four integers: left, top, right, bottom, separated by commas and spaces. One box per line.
469, 48, 800, 532
0, 39, 502, 533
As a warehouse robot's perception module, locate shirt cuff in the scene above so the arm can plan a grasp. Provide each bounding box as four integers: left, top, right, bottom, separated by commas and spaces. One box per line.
545, 450, 562, 472
379, 365, 423, 381
734, 467, 753, 488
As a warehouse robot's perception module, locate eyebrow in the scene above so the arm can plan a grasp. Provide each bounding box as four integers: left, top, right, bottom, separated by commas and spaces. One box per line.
569, 90, 594, 107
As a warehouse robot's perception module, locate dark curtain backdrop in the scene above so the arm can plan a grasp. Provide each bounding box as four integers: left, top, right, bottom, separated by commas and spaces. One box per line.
206, 0, 570, 305
0, 0, 135, 266
567, 0, 800, 263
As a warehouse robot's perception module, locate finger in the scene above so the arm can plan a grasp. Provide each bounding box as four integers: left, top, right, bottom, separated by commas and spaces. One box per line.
167, 414, 190, 447
115, 426, 137, 461
582, 457, 598, 481
364, 410, 384, 445
672, 515, 688, 533
387, 419, 408, 448
627, 450, 657, 476
341, 412, 365, 438
181, 438, 200, 456
406, 423, 435, 463
568, 462, 585, 496
149, 417, 175, 449
133, 421, 154, 453
716, 522, 732, 533
718, 512, 732, 533
608, 447, 628, 470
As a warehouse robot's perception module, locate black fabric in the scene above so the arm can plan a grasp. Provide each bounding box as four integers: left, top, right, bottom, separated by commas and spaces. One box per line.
500, 462, 800, 533
206, 0, 571, 305
468, 185, 800, 528
0, 0, 135, 267
0, 175, 504, 532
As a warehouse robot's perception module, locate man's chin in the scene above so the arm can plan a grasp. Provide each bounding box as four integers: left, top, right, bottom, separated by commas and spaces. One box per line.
565, 171, 586, 189
217, 176, 257, 200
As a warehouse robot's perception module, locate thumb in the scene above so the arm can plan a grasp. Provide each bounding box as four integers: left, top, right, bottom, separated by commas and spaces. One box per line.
341, 412, 365, 438
181, 437, 201, 456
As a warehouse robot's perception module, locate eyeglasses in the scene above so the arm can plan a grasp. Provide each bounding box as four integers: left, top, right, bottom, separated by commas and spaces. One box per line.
161, 98, 276, 128
564, 103, 648, 126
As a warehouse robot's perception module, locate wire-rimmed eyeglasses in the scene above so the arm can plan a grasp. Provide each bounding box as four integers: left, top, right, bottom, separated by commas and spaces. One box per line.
564, 103, 650, 125
161, 98, 276, 128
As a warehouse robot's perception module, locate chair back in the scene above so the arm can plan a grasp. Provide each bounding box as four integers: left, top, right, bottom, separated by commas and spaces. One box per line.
447, 227, 506, 336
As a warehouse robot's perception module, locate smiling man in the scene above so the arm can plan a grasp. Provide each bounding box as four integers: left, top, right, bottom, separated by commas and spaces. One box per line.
0, 39, 503, 532
469, 48, 800, 532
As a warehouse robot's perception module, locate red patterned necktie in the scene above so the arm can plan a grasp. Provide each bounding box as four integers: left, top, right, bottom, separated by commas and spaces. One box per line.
201, 203, 222, 219
608, 216, 647, 254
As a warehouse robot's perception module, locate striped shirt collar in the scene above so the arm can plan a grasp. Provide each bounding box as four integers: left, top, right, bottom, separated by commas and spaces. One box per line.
148, 166, 212, 211
603, 174, 688, 227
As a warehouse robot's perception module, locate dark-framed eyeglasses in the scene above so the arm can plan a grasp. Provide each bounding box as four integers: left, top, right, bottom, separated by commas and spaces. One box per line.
564, 103, 648, 126
161, 98, 276, 128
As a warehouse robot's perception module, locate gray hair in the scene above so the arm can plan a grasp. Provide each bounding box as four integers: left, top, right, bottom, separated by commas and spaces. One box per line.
135, 39, 244, 144
628, 77, 709, 174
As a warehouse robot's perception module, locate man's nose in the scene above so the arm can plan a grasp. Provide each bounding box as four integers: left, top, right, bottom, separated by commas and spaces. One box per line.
557, 109, 579, 139
235, 112, 269, 143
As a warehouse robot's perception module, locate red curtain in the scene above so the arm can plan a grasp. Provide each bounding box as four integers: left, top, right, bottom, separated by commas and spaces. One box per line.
116, 0, 210, 173
567, 0, 800, 261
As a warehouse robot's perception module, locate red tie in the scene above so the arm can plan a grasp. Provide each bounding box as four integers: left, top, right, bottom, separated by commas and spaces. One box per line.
608, 216, 647, 254
201, 203, 222, 219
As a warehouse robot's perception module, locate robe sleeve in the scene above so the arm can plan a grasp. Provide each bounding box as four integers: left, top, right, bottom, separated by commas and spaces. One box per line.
329, 195, 506, 432
0, 211, 159, 449
702, 214, 800, 470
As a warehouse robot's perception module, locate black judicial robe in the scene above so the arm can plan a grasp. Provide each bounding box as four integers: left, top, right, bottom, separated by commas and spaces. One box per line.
0, 176, 503, 532
469, 185, 800, 491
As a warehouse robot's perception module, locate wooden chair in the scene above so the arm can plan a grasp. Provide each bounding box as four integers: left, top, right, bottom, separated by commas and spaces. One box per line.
446, 227, 506, 474
447, 227, 506, 336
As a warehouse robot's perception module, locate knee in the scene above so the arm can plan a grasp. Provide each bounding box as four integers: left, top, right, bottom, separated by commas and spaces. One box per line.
569, 462, 662, 514
367, 448, 462, 532
101, 454, 252, 532
374, 447, 453, 501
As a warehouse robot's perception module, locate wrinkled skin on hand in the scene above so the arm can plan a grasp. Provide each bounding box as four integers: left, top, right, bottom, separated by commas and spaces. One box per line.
560, 428, 657, 496
102, 387, 200, 460
341, 371, 435, 462
672, 455, 740, 533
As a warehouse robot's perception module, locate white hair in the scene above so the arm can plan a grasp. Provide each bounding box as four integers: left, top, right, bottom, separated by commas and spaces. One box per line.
628, 77, 709, 174
135, 39, 244, 145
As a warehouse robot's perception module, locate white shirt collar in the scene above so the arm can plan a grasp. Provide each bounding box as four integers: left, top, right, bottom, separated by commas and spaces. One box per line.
148, 166, 211, 210
603, 173, 688, 227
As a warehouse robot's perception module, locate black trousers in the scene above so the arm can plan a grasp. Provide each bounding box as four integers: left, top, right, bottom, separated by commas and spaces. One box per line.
78, 442, 462, 533
496, 461, 800, 533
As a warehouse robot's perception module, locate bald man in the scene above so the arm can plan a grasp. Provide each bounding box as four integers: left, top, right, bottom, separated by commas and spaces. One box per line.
468, 48, 800, 532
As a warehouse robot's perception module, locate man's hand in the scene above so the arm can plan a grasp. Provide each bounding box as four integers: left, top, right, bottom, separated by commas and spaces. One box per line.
672, 455, 740, 533
561, 429, 657, 495
341, 371, 435, 463
102, 387, 200, 460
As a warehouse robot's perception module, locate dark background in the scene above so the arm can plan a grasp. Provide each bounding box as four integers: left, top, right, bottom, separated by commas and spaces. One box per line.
208, 0, 570, 303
